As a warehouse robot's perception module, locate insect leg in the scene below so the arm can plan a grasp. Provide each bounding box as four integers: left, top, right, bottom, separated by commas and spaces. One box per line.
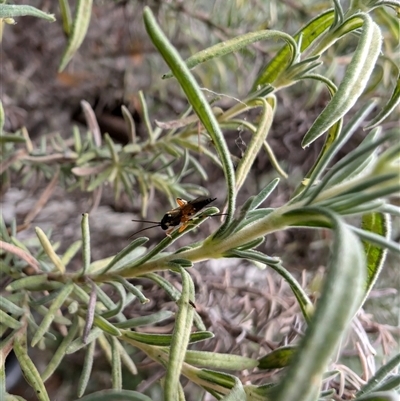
178, 223, 189, 233
166, 226, 175, 237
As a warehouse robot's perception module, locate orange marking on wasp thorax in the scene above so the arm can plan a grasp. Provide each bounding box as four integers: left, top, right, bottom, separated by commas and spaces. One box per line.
176, 198, 187, 207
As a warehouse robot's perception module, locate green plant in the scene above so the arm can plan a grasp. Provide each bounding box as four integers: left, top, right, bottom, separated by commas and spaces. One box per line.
1, 2, 400, 401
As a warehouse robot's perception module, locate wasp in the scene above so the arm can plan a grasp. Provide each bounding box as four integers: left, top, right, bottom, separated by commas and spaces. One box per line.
131, 196, 217, 237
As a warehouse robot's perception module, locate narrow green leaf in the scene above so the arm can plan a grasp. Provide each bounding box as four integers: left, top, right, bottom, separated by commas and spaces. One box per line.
10, 236, 30, 254
168, 259, 193, 268
97, 329, 113, 366
284, 55, 322, 82
75, 389, 153, 401
83, 281, 97, 343
59, 0, 93, 71
143, 272, 181, 299
218, 197, 258, 238
41, 316, 80, 381
121, 105, 136, 144
220, 376, 246, 401
61, 240, 82, 267
355, 391, 400, 401
0, 134, 26, 143
120, 171, 136, 206
0, 309, 21, 329
233, 208, 274, 231
14, 331, 50, 401
0, 297, 24, 315
351, 226, 399, 255
26, 315, 57, 341
253, 10, 335, 88
379, 204, 400, 216
0, 100, 4, 136
249, 178, 280, 210
90, 284, 120, 319
100, 237, 149, 274
87, 165, 113, 191
76, 150, 97, 165
225, 249, 313, 322
110, 337, 122, 390
115, 306, 169, 329
197, 369, 237, 388
163, 30, 297, 79
77, 339, 96, 398
357, 353, 400, 396
302, 14, 382, 147
58, 0, 72, 35
31, 283, 74, 347
31, 300, 71, 325
313, 13, 363, 53
372, 376, 400, 392
235, 98, 274, 193
138, 91, 154, 141
122, 330, 213, 347
176, 383, 186, 401
143, 273, 206, 331
366, 73, 400, 129
332, 148, 387, 193
271, 209, 366, 401
337, 200, 386, 216
81, 213, 91, 275
35, 227, 66, 273
6, 275, 48, 291
143, 7, 235, 235
258, 346, 297, 369
93, 314, 121, 337
236, 236, 265, 251
360, 212, 390, 303
114, 276, 149, 304
114, 339, 138, 376
299, 101, 377, 202
312, 127, 383, 191
73, 126, 82, 153
0, 357, 6, 398
66, 327, 102, 354
100, 282, 126, 320
294, 119, 342, 198
263, 140, 288, 178
104, 134, 119, 164
0, 4, 55, 21
164, 267, 195, 401
185, 350, 257, 370
0, 215, 11, 242
332, 0, 345, 26
124, 236, 181, 270
243, 383, 275, 398
224, 248, 279, 265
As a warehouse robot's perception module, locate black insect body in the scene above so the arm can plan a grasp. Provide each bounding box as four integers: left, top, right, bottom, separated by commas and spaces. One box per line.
131, 196, 217, 237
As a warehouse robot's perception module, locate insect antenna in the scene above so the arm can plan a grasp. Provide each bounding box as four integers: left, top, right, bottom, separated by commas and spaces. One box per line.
131, 219, 160, 224
129, 223, 162, 239
130, 218, 162, 239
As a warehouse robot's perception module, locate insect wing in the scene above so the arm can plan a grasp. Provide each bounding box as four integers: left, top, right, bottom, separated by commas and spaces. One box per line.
188, 196, 217, 213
